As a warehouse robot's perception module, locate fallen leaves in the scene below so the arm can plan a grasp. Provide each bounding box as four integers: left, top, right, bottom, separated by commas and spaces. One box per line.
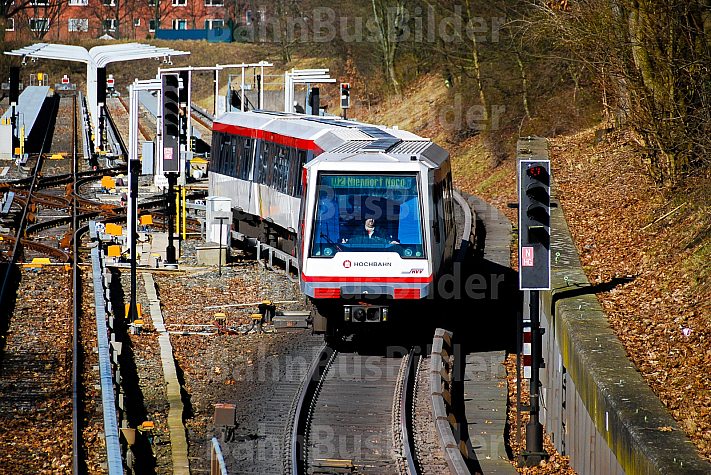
0, 268, 74, 474
551, 128, 711, 461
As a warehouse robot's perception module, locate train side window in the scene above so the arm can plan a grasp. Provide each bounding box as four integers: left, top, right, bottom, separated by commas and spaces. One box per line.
279, 147, 291, 193
229, 135, 238, 177
272, 146, 282, 191
233, 135, 242, 178
258, 141, 270, 184
269, 144, 278, 189
242, 138, 253, 180
210, 131, 221, 172
219, 133, 231, 175
295, 150, 307, 196
433, 182, 441, 243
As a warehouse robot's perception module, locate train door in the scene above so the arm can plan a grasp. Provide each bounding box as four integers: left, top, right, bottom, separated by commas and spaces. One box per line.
431, 176, 446, 276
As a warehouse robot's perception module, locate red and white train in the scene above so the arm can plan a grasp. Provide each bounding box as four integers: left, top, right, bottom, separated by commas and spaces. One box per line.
210, 111, 455, 337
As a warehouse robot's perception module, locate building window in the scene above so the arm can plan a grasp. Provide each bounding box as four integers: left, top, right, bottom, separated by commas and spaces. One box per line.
68, 0, 88, 5
245, 10, 251, 25
204, 0, 223, 5
29, 0, 49, 5
29, 18, 49, 31
102, 0, 115, 5
134, 18, 140, 27
5, 18, 14, 31
148, 18, 156, 31
68, 18, 88, 31
204, 19, 224, 29
172, 0, 186, 5
171, 19, 187, 29
104, 18, 117, 30
257, 9, 265, 22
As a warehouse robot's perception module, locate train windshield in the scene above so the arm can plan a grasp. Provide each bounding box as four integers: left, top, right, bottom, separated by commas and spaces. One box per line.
311, 173, 424, 258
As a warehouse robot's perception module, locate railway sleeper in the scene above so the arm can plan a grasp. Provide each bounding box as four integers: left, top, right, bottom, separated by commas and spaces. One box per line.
311, 458, 355, 474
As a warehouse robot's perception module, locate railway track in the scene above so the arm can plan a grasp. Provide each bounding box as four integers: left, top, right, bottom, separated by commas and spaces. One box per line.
0, 90, 142, 474
290, 343, 422, 475
0, 92, 79, 474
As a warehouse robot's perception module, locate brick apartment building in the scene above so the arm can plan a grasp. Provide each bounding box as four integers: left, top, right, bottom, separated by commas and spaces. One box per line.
4, 0, 264, 42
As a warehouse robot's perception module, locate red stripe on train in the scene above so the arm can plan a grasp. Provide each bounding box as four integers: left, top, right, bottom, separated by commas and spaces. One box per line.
314, 288, 340, 299
393, 288, 420, 299
213, 122, 319, 151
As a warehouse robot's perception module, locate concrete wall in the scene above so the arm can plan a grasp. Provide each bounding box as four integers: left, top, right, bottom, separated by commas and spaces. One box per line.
528, 138, 711, 474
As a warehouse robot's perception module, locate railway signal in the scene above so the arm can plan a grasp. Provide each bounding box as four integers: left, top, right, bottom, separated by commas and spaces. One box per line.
340, 82, 350, 119
518, 159, 550, 290
162, 73, 181, 264
517, 139, 551, 467
162, 73, 180, 174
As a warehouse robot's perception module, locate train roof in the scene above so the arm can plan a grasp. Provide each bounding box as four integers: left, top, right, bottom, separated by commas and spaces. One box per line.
213, 111, 448, 166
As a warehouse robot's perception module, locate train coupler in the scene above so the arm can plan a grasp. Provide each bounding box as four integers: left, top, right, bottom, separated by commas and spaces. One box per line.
343, 304, 389, 323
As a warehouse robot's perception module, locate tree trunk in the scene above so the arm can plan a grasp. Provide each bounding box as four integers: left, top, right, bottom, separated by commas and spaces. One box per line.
464, 0, 487, 117
516, 51, 531, 119
371, 0, 403, 96
0, 16, 8, 44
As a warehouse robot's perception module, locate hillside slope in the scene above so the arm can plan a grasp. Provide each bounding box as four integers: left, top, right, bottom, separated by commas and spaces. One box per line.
368, 74, 711, 465
551, 129, 711, 461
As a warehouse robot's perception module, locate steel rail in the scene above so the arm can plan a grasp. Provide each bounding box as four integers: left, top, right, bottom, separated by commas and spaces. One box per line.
0, 234, 71, 261
37, 165, 127, 189
401, 348, 420, 475
26, 211, 101, 236
0, 89, 58, 311
71, 92, 81, 475
117, 95, 151, 141
103, 106, 128, 160
291, 345, 420, 475
290, 343, 333, 475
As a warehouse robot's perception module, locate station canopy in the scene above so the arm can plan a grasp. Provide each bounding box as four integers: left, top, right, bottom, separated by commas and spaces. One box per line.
5, 43, 190, 130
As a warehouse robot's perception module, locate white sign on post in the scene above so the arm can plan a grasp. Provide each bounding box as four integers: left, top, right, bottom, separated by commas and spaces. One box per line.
522, 247, 534, 267
154, 174, 169, 189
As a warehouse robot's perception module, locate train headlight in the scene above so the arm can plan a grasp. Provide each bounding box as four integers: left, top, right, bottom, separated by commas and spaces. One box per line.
415, 251, 422, 257
366, 307, 380, 322
324, 247, 333, 256
404, 248, 412, 257
353, 308, 366, 322
381, 307, 388, 322
344, 307, 351, 322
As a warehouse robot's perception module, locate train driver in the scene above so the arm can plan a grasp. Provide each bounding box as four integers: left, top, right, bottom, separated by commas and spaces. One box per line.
343, 218, 399, 245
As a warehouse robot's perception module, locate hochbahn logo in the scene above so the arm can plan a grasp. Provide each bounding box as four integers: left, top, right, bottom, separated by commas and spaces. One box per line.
343, 260, 392, 267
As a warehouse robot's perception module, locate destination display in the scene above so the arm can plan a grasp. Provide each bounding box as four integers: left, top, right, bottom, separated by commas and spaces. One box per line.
322, 175, 415, 190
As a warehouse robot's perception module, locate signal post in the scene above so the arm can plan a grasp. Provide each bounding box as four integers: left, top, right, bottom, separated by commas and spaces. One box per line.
517, 137, 551, 467
162, 73, 180, 265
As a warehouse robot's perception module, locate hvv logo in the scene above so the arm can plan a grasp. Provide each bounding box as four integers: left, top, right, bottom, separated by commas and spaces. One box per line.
403, 268, 424, 274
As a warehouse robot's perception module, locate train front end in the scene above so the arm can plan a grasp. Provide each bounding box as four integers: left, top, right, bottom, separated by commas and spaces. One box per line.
300, 155, 434, 332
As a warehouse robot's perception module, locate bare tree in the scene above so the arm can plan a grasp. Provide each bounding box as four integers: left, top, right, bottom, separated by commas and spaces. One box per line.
370, 0, 410, 96
528, 0, 711, 183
